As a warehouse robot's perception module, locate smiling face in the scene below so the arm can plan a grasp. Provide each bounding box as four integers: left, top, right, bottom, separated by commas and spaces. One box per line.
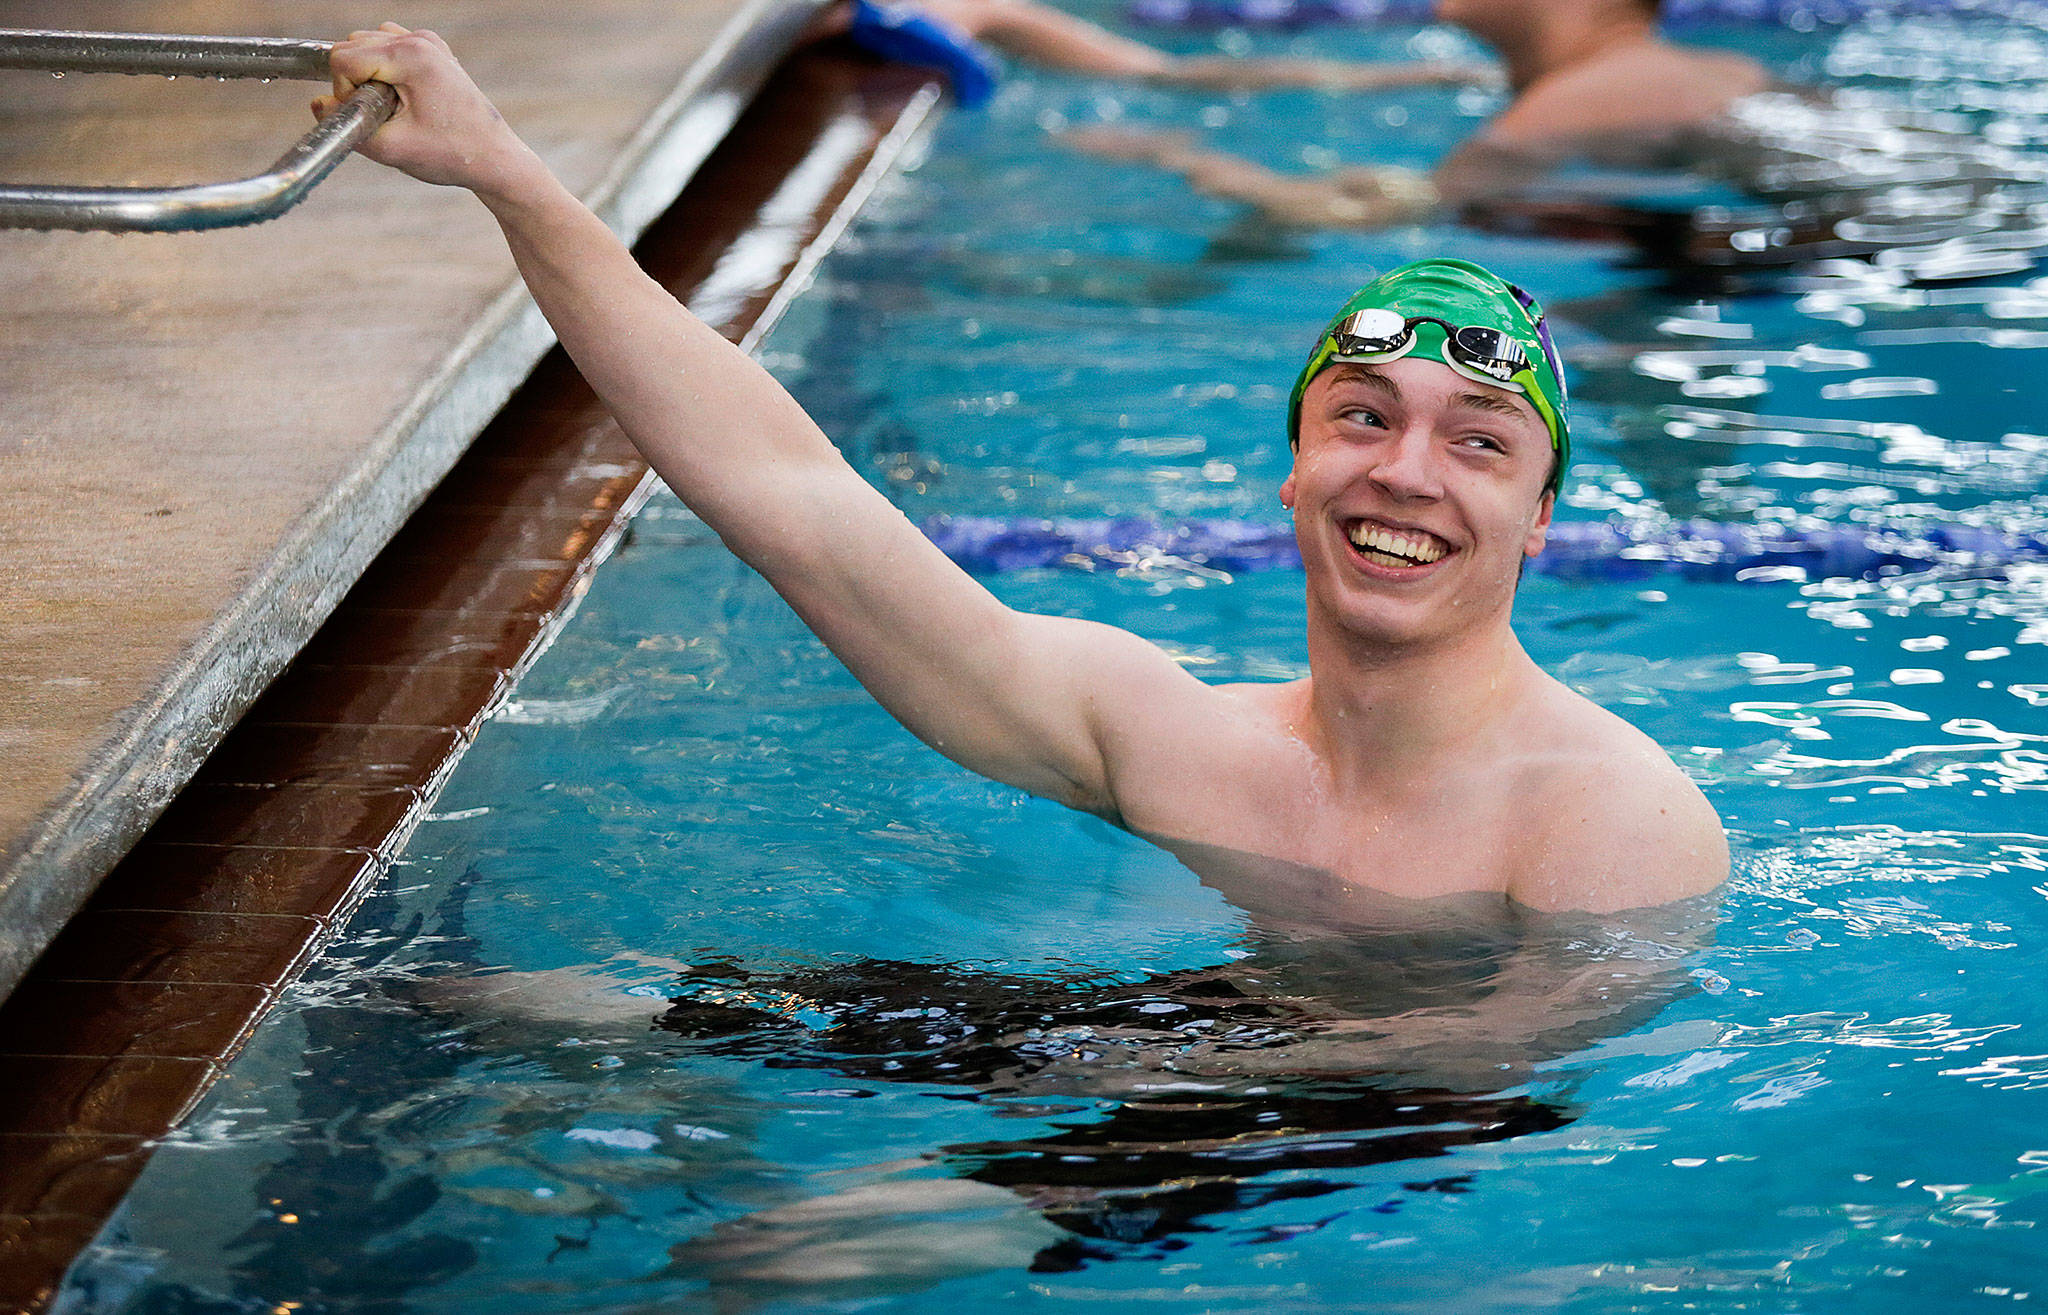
1281, 357, 1556, 650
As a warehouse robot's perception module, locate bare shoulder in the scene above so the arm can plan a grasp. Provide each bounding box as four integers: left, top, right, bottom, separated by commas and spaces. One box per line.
1051, 614, 1215, 703
1051, 615, 1279, 761
1506, 679, 1730, 914
1485, 42, 1772, 146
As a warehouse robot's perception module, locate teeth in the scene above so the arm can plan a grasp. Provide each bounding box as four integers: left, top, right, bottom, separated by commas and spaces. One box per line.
1347, 521, 1447, 565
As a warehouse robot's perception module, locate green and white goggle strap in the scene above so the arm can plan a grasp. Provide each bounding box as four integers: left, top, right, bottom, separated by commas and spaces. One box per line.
1299, 306, 1568, 490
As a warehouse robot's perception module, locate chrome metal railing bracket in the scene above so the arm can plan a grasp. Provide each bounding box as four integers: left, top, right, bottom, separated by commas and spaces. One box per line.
0, 30, 396, 232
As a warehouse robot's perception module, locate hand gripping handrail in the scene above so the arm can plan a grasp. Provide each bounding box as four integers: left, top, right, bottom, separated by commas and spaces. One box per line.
0, 30, 397, 232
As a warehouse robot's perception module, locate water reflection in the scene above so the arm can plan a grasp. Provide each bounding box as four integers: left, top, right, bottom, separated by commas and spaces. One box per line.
600, 875, 1711, 1283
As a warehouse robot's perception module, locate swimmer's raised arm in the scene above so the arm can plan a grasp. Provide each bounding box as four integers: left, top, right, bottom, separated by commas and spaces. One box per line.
321, 26, 1209, 819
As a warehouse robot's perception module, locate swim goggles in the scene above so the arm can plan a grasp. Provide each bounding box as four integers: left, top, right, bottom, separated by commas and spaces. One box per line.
1315, 298, 1568, 467
1327, 309, 1537, 391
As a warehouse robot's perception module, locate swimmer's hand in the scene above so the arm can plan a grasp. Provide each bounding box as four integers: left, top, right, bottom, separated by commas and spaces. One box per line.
313, 23, 538, 197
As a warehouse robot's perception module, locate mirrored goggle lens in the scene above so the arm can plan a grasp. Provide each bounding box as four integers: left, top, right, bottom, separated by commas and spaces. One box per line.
1330, 308, 1413, 359
1446, 325, 1529, 383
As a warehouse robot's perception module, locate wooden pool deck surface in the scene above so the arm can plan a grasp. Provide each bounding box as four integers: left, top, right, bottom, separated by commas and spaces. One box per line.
0, 0, 819, 1000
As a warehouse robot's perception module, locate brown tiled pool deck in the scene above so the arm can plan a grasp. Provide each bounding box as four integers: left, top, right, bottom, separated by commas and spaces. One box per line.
0, 47, 942, 1314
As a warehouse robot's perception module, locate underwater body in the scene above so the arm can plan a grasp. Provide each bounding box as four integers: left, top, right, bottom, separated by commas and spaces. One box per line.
56, 4, 2048, 1312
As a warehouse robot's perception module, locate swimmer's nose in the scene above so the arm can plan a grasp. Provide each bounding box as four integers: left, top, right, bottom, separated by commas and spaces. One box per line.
1368, 427, 1444, 501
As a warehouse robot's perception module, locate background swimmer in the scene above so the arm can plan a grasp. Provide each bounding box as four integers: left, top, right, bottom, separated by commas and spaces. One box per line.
1064, 0, 1773, 228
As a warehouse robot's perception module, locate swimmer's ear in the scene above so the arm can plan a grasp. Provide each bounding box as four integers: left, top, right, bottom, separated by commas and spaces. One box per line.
1279, 471, 1297, 510
1522, 488, 1554, 559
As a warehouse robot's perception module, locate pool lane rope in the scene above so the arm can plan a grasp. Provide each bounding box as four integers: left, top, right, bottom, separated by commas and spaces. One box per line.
920, 515, 2048, 581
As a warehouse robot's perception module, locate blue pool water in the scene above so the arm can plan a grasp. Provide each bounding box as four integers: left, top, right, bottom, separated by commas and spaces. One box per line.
63, 7, 2048, 1312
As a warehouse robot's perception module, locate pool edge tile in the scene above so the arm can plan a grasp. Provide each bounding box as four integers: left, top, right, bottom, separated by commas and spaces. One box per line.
0, 981, 272, 1059
0, 1056, 214, 1138
0, 1214, 106, 1315
89, 846, 377, 920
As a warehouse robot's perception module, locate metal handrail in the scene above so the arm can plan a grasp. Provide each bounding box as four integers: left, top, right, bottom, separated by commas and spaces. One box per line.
0, 30, 397, 233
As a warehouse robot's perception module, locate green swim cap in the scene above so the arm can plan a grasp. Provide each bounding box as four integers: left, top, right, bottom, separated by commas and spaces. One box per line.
1286, 257, 1571, 493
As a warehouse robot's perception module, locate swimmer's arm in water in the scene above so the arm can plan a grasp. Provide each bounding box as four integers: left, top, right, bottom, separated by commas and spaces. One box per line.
1431, 134, 1563, 212
1155, 55, 1492, 94
838, 0, 1488, 90
1061, 125, 1439, 229
321, 27, 1209, 819
1166, 952, 1695, 1088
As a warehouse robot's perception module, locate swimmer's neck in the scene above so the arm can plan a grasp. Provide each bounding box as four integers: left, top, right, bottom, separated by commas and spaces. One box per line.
1492, 9, 1660, 95
1295, 608, 1543, 788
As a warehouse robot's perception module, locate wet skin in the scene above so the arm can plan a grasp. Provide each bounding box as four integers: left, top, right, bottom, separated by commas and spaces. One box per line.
315, 22, 1743, 1299
1097, 353, 1728, 913
1282, 358, 1555, 653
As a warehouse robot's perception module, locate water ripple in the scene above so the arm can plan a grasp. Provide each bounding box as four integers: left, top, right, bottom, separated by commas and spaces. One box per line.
1718, 1011, 2022, 1053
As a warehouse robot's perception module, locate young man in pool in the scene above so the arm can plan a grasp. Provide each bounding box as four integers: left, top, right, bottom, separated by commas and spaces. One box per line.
1065, 0, 1775, 228
319, 26, 1728, 913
